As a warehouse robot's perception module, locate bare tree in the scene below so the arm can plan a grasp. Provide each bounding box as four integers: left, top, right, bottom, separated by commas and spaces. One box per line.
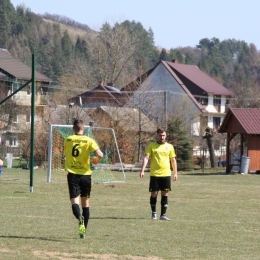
121, 76, 165, 161
230, 82, 260, 108
169, 95, 202, 135
88, 22, 142, 87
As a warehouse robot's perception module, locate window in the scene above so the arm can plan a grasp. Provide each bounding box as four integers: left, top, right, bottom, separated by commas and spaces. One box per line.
13, 114, 18, 123
10, 83, 19, 99
201, 97, 208, 105
27, 85, 31, 95
10, 136, 18, 147
26, 113, 31, 123
213, 95, 221, 105
213, 117, 221, 129
13, 84, 18, 95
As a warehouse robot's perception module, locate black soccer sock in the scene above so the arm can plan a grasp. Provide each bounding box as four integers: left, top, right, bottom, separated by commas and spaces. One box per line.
161, 196, 168, 216
72, 203, 81, 219
82, 207, 90, 228
150, 196, 157, 212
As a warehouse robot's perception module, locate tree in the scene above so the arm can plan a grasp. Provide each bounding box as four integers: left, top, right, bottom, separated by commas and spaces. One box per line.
185, 52, 196, 65
61, 30, 73, 58
51, 44, 64, 80
203, 127, 217, 168
122, 21, 157, 70
75, 37, 89, 60
88, 21, 144, 86
120, 73, 161, 162
197, 38, 227, 80
167, 117, 193, 171
37, 40, 53, 78
0, 0, 16, 47
229, 82, 260, 108
159, 48, 168, 61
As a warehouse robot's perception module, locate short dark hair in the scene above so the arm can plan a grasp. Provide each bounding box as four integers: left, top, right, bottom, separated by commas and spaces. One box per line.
157, 128, 166, 134
73, 119, 84, 132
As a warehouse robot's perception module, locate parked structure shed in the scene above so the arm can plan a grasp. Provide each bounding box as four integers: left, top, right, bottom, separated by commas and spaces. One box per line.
218, 108, 260, 173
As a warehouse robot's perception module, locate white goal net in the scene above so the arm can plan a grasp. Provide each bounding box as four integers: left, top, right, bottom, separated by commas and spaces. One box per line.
47, 124, 125, 183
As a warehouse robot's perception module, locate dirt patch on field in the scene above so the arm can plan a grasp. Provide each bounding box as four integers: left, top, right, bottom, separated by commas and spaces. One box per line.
0, 248, 12, 253
33, 250, 164, 260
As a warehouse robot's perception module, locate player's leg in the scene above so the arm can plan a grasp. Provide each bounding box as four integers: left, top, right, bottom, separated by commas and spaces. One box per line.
70, 197, 81, 219
149, 177, 159, 219
67, 173, 85, 238
81, 197, 90, 230
80, 175, 91, 231
70, 196, 86, 238
67, 173, 81, 219
159, 176, 171, 220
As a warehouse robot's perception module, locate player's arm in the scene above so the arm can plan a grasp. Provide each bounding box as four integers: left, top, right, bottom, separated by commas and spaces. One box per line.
95, 149, 103, 158
170, 157, 178, 181
140, 154, 149, 178
92, 149, 103, 165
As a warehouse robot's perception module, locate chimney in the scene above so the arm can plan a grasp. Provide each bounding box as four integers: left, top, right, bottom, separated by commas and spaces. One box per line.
172, 59, 178, 63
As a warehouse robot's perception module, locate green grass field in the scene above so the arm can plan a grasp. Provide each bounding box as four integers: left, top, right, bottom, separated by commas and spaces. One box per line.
1, 167, 260, 260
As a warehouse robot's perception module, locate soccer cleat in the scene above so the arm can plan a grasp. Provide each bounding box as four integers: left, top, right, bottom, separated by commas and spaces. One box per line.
151, 212, 157, 220
78, 216, 86, 238
159, 215, 171, 221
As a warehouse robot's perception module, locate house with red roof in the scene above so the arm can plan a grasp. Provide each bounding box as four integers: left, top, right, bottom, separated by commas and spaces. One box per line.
121, 60, 233, 136
68, 81, 122, 107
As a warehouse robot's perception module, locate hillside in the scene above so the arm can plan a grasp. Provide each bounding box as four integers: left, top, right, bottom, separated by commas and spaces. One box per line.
42, 18, 98, 45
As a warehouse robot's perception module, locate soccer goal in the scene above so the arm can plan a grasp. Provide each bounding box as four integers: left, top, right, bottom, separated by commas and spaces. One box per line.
47, 124, 125, 183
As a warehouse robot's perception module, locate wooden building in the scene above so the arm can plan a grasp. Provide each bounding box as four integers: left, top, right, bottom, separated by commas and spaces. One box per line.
218, 108, 260, 173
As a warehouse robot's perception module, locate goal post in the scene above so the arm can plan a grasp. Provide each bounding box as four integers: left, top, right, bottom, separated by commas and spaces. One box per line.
47, 124, 125, 183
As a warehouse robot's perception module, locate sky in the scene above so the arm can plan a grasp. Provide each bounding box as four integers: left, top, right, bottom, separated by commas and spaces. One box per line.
10, 0, 260, 50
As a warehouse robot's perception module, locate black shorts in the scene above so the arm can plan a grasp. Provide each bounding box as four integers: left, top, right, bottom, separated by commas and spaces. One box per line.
149, 176, 171, 192
67, 172, 91, 199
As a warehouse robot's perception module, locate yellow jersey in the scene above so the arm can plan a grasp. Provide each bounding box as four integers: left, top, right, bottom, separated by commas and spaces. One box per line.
64, 134, 99, 175
145, 141, 176, 177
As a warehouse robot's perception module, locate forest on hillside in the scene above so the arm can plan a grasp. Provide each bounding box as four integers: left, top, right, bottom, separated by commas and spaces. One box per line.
1, 0, 260, 108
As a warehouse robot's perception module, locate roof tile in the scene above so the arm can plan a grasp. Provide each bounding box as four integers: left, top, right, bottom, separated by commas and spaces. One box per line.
0, 48, 51, 82
167, 62, 233, 96
230, 108, 260, 134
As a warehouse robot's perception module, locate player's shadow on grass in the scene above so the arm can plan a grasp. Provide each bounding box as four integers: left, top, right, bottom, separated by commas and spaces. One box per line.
0, 235, 65, 242
186, 171, 230, 176
91, 216, 142, 220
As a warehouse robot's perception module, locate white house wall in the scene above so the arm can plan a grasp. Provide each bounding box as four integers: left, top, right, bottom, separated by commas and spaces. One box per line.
124, 63, 201, 125
204, 94, 227, 129
205, 95, 217, 113
204, 94, 226, 114
220, 96, 227, 113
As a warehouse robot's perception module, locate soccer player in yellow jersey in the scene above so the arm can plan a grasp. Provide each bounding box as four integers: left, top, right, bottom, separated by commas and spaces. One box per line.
140, 128, 178, 220
64, 119, 103, 238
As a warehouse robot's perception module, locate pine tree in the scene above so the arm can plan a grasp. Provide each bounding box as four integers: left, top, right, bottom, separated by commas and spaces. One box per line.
61, 30, 73, 58
185, 52, 196, 64
75, 37, 89, 60
159, 48, 168, 61
167, 117, 193, 170
0, 0, 16, 47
